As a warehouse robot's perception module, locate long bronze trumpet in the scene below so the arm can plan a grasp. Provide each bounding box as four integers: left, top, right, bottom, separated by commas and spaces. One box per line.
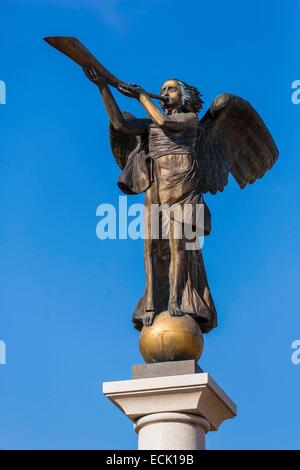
44, 37, 167, 103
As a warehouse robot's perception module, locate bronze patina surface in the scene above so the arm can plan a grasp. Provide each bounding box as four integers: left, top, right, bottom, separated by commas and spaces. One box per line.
139, 311, 204, 363
45, 37, 279, 362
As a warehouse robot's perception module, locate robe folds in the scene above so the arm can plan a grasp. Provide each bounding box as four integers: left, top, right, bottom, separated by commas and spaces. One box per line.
118, 139, 217, 334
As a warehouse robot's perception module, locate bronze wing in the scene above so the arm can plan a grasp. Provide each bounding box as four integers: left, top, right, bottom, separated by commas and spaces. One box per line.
109, 111, 139, 169
197, 93, 279, 194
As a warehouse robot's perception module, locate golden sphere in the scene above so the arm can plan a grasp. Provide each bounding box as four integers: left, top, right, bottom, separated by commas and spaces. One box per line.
139, 311, 204, 363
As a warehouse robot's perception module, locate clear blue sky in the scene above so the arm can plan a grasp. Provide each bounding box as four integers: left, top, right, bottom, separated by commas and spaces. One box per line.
1, 0, 300, 450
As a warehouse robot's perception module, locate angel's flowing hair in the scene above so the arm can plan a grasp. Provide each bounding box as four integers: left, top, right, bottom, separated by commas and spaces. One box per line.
162, 79, 204, 114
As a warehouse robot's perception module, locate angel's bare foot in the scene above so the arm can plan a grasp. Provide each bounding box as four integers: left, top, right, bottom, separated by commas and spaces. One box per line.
168, 300, 184, 317
143, 311, 156, 326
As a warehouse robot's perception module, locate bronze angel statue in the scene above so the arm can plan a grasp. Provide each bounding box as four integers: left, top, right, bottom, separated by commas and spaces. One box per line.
44, 37, 278, 336
85, 70, 278, 334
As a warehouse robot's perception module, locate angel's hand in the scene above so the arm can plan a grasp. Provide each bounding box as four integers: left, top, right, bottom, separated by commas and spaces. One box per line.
118, 83, 145, 99
83, 66, 106, 88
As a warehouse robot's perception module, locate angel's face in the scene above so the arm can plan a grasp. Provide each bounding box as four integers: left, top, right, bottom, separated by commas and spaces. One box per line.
160, 80, 182, 109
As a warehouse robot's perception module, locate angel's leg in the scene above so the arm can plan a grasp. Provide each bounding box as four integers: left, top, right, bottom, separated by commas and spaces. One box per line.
168, 219, 185, 317
143, 191, 156, 326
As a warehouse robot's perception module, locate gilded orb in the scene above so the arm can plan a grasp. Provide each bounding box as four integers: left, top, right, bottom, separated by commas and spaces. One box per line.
139, 311, 204, 363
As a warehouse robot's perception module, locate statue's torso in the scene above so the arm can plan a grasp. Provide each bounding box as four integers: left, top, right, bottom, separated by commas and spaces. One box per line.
148, 113, 198, 159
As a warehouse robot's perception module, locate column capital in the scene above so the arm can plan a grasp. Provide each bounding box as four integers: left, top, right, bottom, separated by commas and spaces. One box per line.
103, 371, 236, 431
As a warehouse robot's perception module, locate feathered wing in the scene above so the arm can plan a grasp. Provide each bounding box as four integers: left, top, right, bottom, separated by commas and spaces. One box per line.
196, 93, 279, 194
109, 111, 139, 169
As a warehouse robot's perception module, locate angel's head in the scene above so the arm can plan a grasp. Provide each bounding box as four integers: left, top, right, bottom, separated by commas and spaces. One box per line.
160, 79, 203, 114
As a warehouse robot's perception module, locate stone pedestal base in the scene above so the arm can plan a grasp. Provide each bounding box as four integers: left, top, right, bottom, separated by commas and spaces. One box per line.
102, 361, 236, 450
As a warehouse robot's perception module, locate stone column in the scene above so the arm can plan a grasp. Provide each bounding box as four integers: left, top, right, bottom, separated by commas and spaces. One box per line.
102, 360, 237, 451
135, 413, 210, 450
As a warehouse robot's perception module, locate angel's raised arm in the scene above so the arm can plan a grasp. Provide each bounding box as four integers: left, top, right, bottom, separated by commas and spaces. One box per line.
83, 66, 148, 136
114, 82, 198, 131
138, 89, 198, 131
